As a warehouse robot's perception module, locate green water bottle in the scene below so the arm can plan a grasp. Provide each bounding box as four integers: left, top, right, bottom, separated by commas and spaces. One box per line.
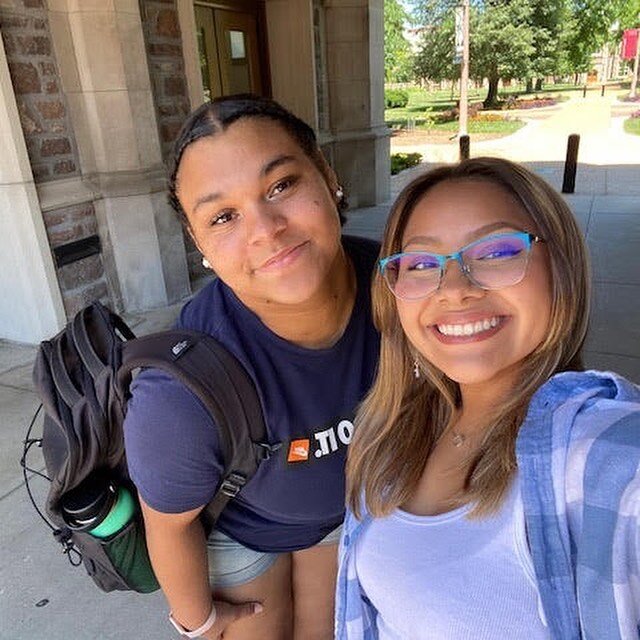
61, 473, 136, 539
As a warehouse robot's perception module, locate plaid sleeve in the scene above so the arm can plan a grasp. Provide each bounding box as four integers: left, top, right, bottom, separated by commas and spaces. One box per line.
518, 372, 640, 640
572, 400, 640, 639
335, 508, 379, 639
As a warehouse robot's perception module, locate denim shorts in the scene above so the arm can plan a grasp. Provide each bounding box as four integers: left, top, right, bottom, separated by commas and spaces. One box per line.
206, 525, 342, 588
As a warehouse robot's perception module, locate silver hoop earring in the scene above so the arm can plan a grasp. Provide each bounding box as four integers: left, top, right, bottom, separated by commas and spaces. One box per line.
202, 257, 211, 269
413, 359, 420, 379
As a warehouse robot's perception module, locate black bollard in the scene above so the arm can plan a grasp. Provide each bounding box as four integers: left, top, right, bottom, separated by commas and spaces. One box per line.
459, 134, 470, 161
601, 84, 605, 97
582, 85, 587, 98
562, 134, 580, 194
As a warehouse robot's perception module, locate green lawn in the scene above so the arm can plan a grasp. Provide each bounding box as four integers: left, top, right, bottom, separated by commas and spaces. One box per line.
385, 83, 589, 131
623, 117, 640, 135
428, 119, 525, 134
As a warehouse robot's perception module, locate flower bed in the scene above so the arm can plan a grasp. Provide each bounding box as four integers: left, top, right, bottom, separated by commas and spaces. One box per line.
502, 96, 557, 110
472, 112, 508, 122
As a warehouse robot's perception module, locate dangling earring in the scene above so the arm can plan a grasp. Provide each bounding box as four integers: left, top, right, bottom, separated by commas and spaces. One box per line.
413, 359, 420, 379
202, 257, 211, 269
335, 186, 344, 200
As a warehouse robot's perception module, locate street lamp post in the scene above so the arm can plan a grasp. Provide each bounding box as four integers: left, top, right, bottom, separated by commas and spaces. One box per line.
457, 0, 470, 137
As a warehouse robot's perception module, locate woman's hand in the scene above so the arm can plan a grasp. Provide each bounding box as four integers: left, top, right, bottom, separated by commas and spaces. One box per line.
139, 500, 263, 638
200, 600, 263, 639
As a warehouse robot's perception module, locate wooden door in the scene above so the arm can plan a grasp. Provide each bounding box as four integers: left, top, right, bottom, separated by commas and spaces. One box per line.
194, 3, 263, 99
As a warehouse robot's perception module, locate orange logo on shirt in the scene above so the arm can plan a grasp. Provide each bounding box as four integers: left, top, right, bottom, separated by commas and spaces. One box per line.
287, 439, 310, 462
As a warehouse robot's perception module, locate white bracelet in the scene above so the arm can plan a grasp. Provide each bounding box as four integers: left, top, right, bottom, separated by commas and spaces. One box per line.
169, 602, 217, 638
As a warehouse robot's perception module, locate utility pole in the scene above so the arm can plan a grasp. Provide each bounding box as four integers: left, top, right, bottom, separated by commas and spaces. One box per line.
457, 0, 470, 137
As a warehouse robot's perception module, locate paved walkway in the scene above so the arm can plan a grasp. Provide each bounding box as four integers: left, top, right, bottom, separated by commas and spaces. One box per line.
392, 94, 640, 170
1, 94, 639, 639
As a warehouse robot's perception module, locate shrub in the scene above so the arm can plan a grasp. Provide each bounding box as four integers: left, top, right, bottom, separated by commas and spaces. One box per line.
503, 95, 557, 110
620, 95, 640, 103
391, 152, 422, 175
385, 89, 409, 109
433, 101, 484, 124
472, 112, 505, 122
503, 95, 518, 109
468, 101, 483, 117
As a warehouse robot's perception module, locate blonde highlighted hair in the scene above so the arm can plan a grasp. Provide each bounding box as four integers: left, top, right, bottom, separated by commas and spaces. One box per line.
347, 157, 591, 519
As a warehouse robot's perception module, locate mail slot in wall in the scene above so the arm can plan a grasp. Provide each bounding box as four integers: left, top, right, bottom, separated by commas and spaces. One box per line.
53, 235, 101, 268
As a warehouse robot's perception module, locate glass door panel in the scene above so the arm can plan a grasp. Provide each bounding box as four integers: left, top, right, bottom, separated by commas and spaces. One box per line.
194, 4, 222, 101
214, 9, 262, 95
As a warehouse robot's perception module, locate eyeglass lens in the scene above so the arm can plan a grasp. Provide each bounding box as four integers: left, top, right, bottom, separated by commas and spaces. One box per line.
382, 233, 532, 300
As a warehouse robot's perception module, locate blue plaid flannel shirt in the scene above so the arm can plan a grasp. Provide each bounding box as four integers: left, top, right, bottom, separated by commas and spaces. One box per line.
335, 371, 640, 639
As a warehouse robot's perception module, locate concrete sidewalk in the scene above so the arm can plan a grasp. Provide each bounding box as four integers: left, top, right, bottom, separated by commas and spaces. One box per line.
392, 93, 640, 169
1, 128, 639, 637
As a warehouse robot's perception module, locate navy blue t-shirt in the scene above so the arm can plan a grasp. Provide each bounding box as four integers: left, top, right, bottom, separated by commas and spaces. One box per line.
124, 236, 380, 552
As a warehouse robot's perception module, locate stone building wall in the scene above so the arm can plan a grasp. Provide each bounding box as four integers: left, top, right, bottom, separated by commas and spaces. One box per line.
139, 0, 204, 283
0, 0, 79, 182
0, 0, 110, 317
42, 202, 110, 316
139, 0, 191, 161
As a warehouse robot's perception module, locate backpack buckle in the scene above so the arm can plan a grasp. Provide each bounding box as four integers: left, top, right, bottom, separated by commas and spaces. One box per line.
255, 442, 282, 461
220, 472, 246, 497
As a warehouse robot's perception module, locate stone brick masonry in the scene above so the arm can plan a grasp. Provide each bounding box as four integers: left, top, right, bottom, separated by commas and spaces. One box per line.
43, 202, 111, 317
1, 2, 108, 317
140, 0, 191, 162
0, 0, 80, 182
140, 0, 205, 283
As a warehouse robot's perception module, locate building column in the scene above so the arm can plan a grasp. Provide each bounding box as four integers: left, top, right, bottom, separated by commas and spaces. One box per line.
47, 0, 189, 312
324, 0, 390, 207
0, 35, 66, 343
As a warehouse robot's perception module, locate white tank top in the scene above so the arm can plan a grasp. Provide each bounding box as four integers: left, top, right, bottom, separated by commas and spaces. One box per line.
354, 476, 550, 639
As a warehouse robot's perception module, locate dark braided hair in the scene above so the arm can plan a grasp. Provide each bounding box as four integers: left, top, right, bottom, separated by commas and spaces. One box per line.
168, 94, 346, 227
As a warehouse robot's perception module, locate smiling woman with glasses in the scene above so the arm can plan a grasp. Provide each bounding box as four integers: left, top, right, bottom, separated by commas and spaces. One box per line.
379, 231, 545, 300
335, 157, 640, 640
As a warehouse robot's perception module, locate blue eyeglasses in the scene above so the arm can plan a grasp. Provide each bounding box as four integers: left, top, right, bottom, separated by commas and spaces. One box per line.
379, 231, 544, 300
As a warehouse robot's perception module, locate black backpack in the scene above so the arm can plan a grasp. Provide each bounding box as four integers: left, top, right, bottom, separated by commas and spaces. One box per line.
22, 301, 279, 593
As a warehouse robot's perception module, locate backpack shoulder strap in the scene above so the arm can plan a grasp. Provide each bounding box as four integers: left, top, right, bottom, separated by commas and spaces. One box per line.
71, 303, 136, 381
119, 330, 275, 526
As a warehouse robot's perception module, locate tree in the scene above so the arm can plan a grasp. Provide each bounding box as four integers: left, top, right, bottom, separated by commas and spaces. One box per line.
526, 0, 568, 91
411, 0, 640, 103
413, 16, 458, 84
617, 0, 640, 33
470, 0, 535, 105
562, 0, 639, 74
413, 0, 535, 105
406, 0, 481, 27
384, 0, 414, 82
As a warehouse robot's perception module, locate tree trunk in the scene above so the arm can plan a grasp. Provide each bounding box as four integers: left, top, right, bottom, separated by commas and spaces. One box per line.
525, 78, 533, 93
535, 78, 543, 91
484, 74, 499, 107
